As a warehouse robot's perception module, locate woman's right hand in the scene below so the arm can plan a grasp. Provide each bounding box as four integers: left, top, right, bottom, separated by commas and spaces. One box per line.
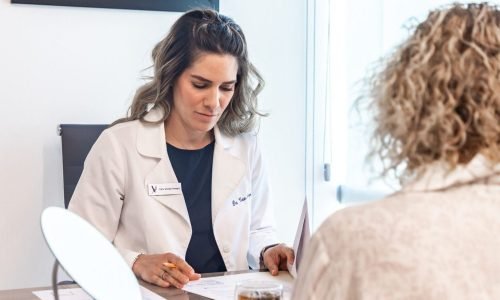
132, 253, 201, 288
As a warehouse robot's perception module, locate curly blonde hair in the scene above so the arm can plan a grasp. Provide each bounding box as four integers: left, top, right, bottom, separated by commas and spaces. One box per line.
369, 3, 500, 182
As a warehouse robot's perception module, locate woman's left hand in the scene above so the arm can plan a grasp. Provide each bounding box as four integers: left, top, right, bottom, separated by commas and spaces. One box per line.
262, 244, 295, 276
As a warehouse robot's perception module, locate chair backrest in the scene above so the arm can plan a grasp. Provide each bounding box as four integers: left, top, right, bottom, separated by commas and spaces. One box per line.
59, 124, 108, 208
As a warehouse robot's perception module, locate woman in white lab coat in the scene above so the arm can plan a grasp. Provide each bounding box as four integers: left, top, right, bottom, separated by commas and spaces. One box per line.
68, 9, 294, 289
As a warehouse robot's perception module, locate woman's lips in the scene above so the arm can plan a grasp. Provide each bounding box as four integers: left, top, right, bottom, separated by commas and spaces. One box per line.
195, 112, 218, 122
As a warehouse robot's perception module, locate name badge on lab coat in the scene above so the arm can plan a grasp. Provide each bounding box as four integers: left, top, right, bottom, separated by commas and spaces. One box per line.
148, 183, 182, 196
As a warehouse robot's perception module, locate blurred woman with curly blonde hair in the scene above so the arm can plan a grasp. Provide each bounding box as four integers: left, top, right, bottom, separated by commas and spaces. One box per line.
293, 3, 500, 299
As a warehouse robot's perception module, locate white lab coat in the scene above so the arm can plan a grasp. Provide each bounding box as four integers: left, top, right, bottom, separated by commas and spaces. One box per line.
68, 107, 278, 271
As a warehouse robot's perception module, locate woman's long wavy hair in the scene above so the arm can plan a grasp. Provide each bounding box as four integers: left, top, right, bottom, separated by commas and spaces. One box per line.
368, 3, 500, 182
113, 9, 265, 136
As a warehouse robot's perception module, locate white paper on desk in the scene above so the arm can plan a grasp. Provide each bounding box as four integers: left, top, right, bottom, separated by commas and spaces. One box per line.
32, 288, 91, 300
32, 286, 165, 300
287, 197, 311, 278
183, 271, 294, 300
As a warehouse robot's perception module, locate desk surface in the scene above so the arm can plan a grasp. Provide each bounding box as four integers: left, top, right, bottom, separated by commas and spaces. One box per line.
0, 282, 204, 300
0, 270, 258, 300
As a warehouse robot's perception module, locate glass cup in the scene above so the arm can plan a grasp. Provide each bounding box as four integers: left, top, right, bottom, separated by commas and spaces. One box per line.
235, 280, 283, 300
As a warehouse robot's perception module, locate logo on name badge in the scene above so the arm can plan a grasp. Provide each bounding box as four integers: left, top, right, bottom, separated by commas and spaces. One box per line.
148, 183, 182, 196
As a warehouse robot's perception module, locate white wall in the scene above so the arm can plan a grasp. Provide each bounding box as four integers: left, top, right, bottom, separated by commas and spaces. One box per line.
221, 1, 307, 247
0, 0, 306, 290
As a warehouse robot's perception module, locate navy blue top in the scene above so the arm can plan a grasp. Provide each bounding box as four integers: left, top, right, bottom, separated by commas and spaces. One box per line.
166, 141, 227, 273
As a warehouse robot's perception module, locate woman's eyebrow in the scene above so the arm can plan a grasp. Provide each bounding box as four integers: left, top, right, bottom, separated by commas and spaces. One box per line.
190, 74, 237, 84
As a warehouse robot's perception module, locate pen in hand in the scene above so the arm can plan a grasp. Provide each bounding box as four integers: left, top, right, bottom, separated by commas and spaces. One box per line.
162, 260, 201, 283
163, 262, 177, 269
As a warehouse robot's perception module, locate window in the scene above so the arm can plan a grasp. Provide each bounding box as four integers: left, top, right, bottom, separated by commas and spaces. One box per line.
307, 0, 497, 228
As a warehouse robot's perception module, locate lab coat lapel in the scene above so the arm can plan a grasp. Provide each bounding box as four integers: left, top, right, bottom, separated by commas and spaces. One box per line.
212, 127, 246, 221
137, 108, 190, 225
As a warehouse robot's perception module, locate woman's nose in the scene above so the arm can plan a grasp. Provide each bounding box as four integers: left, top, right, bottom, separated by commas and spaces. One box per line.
203, 88, 220, 110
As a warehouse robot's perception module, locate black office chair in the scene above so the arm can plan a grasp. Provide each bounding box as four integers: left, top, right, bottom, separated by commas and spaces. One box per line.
59, 124, 108, 208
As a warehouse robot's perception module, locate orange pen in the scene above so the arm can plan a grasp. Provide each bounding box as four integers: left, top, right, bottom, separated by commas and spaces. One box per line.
163, 262, 177, 269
